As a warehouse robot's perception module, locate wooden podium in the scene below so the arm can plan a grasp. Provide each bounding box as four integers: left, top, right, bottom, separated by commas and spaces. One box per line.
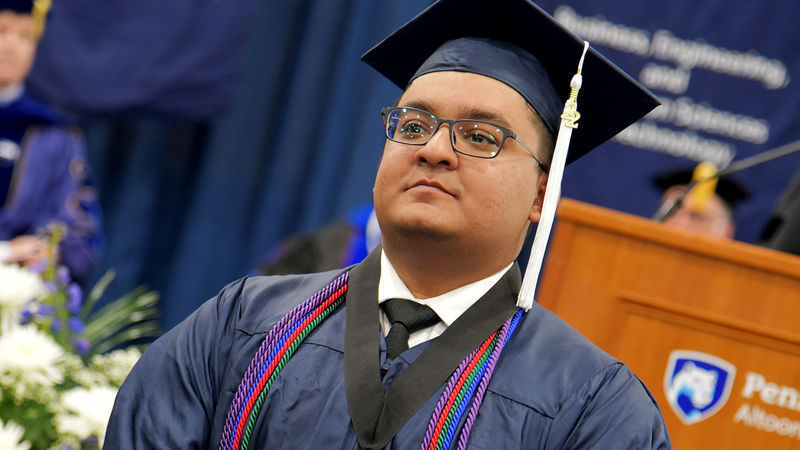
538, 199, 800, 449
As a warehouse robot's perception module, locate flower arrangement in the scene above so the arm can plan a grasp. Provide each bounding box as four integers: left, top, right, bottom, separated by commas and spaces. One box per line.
0, 226, 160, 449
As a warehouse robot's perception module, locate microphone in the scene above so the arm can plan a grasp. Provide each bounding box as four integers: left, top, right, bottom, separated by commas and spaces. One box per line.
653, 138, 800, 222
653, 162, 717, 222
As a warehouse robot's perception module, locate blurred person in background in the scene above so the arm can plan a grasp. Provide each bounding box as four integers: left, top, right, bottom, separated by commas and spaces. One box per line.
653, 165, 748, 239
0, 0, 102, 286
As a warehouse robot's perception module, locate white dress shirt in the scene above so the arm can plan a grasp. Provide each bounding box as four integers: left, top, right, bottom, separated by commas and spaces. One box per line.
378, 250, 512, 348
0, 83, 23, 106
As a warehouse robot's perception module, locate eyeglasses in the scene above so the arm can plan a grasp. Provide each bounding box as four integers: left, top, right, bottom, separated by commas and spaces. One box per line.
380, 106, 548, 173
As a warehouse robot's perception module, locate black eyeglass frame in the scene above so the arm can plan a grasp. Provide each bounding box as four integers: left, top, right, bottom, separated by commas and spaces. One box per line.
380, 106, 549, 173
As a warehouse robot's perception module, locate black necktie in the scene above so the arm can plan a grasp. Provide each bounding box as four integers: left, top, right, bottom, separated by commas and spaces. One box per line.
382, 298, 440, 359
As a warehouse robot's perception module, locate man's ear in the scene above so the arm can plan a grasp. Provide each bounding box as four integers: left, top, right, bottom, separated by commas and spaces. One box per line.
528, 173, 548, 223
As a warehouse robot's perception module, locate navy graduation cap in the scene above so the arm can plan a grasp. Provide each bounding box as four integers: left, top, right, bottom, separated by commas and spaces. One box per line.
362, 0, 659, 310
1, 0, 50, 38
362, 0, 658, 165
1, 0, 36, 13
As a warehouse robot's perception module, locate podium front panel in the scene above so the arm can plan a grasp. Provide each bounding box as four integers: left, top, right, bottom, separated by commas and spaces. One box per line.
539, 199, 800, 448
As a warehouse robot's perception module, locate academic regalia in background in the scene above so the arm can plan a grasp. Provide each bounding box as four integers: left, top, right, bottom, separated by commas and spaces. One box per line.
653, 169, 750, 214
0, 89, 102, 285
651, 167, 749, 239
105, 249, 670, 449
759, 168, 800, 256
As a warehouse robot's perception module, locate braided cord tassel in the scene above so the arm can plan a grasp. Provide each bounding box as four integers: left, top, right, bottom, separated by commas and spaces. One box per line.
422, 333, 497, 450
456, 309, 523, 450
420, 309, 524, 450
438, 337, 498, 450
232, 305, 324, 448
219, 272, 349, 450
221, 276, 345, 447
422, 348, 479, 446
232, 286, 346, 449
238, 293, 344, 449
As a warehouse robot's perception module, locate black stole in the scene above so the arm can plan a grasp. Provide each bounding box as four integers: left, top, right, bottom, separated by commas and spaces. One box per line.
344, 249, 520, 449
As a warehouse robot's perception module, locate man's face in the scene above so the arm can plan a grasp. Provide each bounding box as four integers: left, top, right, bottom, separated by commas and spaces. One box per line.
373, 71, 548, 264
0, 11, 37, 88
661, 186, 734, 238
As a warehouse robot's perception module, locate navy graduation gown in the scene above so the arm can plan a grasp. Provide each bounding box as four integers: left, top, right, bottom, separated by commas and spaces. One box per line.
106, 250, 671, 448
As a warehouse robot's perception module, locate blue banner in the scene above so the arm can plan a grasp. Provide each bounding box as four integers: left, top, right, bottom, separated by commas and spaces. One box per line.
535, 0, 800, 243
27, 0, 799, 244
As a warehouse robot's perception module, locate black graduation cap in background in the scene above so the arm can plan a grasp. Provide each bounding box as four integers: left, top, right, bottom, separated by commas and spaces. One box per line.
1, 0, 35, 13
361, 0, 659, 165
654, 169, 750, 210
2, 0, 50, 39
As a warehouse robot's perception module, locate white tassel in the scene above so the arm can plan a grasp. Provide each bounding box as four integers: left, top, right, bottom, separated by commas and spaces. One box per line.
517, 41, 590, 311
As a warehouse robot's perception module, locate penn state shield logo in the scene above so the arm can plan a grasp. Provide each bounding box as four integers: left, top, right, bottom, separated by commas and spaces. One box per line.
664, 350, 736, 424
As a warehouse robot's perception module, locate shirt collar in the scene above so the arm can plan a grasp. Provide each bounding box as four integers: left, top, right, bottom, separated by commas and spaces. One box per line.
0, 84, 24, 106
378, 249, 512, 326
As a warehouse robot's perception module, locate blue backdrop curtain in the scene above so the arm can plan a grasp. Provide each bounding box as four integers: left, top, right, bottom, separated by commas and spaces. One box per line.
27, 0, 800, 330
70, 0, 434, 329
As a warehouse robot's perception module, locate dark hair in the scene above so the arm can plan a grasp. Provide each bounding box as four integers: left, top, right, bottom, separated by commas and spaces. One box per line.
527, 104, 554, 170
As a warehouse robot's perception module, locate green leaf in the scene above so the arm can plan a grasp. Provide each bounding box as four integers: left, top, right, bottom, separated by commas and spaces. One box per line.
80, 269, 116, 319
83, 306, 160, 345
0, 388, 59, 449
81, 287, 160, 356
90, 323, 162, 355
84, 290, 157, 328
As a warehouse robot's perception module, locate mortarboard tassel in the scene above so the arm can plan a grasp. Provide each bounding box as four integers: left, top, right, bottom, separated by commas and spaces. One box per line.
687, 161, 719, 213
31, 0, 51, 39
517, 41, 590, 311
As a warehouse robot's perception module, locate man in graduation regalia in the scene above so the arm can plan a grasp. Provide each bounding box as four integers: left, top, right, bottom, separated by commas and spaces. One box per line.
106, 0, 672, 448
653, 166, 749, 239
0, 0, 102, 286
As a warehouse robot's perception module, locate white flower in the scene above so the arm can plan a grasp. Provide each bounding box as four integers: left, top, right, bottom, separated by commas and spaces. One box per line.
90, 347, 142, 387
65, 353, 104, 388
0, 419, 31, 450
55, 385, 118, 446
0, 325, 65, 385
0, 264, 45, 325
